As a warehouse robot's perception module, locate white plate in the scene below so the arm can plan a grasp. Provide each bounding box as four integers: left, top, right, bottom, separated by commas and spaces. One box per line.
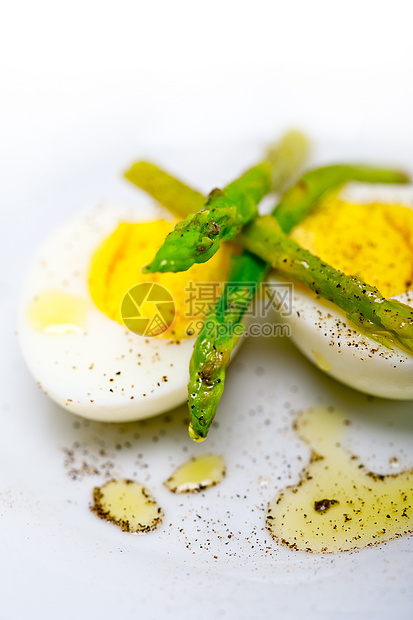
2, 141, 413, 620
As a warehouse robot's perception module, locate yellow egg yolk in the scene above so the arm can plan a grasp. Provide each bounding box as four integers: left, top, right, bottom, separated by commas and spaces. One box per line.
88, 220, 232, 339
290, 195, 413, 298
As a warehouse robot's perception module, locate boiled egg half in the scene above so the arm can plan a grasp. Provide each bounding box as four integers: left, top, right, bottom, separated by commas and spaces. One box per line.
270, 182, 413, 399
18, 202, 231, 421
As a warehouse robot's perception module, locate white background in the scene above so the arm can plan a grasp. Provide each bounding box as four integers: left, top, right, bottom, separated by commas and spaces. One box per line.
2, 1, 413, 162
3, 0, 413, 270
1, 2, 413, 619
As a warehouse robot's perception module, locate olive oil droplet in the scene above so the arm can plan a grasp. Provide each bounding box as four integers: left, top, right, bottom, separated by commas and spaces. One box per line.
28, 289, 88, 334
164, 454, 226, 493
267, 408, 413, 553
91, 479, 163, 533
311, 350, 332, 372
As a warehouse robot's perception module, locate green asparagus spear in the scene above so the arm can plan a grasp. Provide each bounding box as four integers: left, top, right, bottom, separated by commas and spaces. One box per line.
264, 130, 310, 190
142, 158, 408, 276
123, 131, 309, 440
187, 163, 409, 441
141, 163, 270, 273
124, 161, 205, 218
124, 131, 309, 220
274, 164, 409, 233
241, 215, 413, 353
141, 132, 310, 274
188, 250, 268, 441
124, 150, 409, 440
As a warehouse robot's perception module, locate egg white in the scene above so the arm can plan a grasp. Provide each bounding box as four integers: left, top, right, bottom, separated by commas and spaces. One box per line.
18, 202, 199, 422
270, 183, 413, 400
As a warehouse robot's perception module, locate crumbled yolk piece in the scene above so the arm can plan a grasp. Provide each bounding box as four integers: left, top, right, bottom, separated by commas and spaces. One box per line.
88, 220, 232, 339
290, 195, 413, 298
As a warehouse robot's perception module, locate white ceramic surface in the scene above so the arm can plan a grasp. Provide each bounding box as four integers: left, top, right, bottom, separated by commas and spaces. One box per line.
1, 141, 413, 620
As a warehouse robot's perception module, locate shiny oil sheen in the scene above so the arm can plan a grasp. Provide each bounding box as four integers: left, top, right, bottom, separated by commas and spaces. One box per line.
91, 479, 163, 533
164, 454, 226, 493
267, 408, 413, 553
27, 289, 88, 334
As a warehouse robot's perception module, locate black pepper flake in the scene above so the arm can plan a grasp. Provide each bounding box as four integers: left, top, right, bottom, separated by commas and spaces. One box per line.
314, 498, 339, 513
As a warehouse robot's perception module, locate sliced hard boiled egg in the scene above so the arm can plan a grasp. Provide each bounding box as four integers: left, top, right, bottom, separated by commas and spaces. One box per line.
18, 202, 231, 422
270, 182, 413, 400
